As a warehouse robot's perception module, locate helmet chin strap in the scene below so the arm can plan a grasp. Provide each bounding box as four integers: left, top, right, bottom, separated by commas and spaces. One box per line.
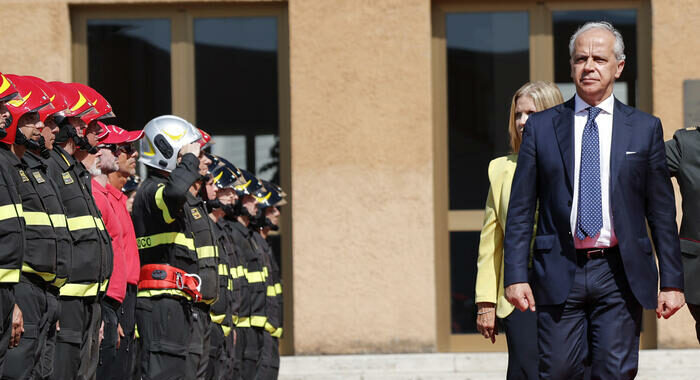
0, 114, 11, 139
14, 130, 42, 151
37, 136, 51, 158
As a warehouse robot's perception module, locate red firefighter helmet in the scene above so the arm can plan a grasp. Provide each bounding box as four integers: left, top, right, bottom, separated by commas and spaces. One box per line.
2, 75, 53, 145
48, 81, 97, 120
69, 83, 115, 124
23, 76, 69, 123
0, 72, 19, 103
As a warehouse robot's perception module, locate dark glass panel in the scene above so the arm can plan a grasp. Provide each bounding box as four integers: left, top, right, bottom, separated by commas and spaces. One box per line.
450, 231, 481, 334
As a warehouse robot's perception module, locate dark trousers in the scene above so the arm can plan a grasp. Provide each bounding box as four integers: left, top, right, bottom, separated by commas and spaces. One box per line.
115, 285, 137, 380
135, 297, 192, 380
0, 287, 15, 377
2, 279, 51, 380
240, 327, 263, 380
255, 332, 279, 380
52, 297, 101, 380
97, 298, 120, 380
207, 324, 232, 380
186, 305, 211, 380
233, 327, 246, 380
537, 251, 642, 380
39, 290, 59, 380
687, 303, 700, 344
501, 308, 538, 380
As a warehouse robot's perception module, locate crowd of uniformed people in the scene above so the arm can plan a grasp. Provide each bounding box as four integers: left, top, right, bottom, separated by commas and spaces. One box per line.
0, 72, 285, 380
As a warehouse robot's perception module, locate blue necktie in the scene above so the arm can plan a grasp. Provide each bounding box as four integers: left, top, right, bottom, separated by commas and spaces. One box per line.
576, 106, 603, 240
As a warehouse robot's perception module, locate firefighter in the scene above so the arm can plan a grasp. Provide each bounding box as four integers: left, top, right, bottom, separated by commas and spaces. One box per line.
132, 115, 206, 379
103, 124, 142, 379
20, 76, 73, 380
45, 82, 113, 380
204, 165, 239, 380
251, 182, 286, 380
227, 169, 266, 380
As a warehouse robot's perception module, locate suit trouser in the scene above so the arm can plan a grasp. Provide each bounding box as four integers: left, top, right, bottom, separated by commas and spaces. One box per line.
114, 285, 137, 380
537, 251, 642, 380
186, 304, 211, 380
240, 327, 262, 380
97, 298, 120, 380
52, 297, 101, 380
255, 332, 279, 380
2, 278, 51, 380
501, 308, 538, 380
0, 287, 15, 377
135, 297, 192, 380
38, 290, 59, 380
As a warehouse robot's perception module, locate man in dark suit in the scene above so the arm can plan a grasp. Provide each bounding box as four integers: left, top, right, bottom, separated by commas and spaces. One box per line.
503, 21, 685, 380
666, 126, 700, 343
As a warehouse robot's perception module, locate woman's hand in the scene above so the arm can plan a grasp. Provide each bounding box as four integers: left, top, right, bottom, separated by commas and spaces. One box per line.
476, 302, 497, 343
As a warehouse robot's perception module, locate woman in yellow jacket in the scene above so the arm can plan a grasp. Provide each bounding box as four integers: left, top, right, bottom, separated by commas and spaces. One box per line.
475, 81, 563, 380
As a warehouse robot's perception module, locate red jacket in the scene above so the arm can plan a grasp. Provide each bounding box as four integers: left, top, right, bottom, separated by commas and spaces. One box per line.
92, 178, 126, 303
107, 183, 140, 285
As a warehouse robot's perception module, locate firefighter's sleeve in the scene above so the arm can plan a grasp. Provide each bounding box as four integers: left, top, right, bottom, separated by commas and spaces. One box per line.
155, 153, 201, 223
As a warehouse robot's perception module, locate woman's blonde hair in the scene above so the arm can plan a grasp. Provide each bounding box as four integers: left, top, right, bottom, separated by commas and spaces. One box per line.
508, 81, 564, 153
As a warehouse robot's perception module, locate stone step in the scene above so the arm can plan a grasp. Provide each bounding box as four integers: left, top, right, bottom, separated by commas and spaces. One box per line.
279, 349, 700, 379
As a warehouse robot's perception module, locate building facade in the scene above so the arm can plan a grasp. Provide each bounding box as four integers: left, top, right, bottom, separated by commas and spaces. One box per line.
2, 0, 698, 354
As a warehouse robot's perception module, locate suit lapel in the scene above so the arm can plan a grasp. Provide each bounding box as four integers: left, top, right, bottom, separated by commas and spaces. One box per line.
610, 99, 633, 195
553, 98, 576, 194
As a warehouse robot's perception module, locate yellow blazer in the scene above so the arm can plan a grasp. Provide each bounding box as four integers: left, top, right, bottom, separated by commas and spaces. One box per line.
475, 154, 517, 319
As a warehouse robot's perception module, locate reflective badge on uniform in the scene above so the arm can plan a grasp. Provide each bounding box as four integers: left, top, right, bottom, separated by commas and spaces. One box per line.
62, 172, 74, 185
18, 170, 29, 182
191, 208, 202, 220
32, 171, 45, 184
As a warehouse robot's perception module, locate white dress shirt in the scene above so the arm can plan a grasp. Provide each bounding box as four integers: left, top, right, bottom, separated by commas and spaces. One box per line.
570, 93, 618, 249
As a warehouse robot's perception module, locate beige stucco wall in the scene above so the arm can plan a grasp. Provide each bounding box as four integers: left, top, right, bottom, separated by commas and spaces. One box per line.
288, 0, 437, 354
652, 0, 700, 349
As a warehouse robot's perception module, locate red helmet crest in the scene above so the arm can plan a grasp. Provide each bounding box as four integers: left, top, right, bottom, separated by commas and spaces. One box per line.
69, 83, 115, 124
23, 76, 69, 123
2, 75, 53, 145
48, 81, 97, 120
0, 72, 19, 103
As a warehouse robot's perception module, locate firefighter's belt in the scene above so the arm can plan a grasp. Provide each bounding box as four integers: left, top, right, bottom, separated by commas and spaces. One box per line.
138, 264, 202, 302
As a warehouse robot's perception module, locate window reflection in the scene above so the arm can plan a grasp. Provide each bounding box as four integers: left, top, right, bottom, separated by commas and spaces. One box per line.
446, 12, 529, 210
88, 19, 172, 131
194, 17, 279, 183
553, 10, 637, 105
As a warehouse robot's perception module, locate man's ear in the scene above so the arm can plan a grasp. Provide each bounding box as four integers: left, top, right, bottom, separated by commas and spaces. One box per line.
615, 59, 625, 79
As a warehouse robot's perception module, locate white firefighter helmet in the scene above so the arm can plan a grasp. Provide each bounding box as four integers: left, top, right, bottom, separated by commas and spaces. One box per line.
139, 115, 202, 172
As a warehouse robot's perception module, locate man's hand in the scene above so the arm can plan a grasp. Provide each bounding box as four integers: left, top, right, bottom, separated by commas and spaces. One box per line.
9, 304, 23, 348
476, 302, 497, 343
657, 287, 685, 319
117, 323, 125, 349
505, 282, 536, 312
99, 321, 105, 346
179, 142, 200, 159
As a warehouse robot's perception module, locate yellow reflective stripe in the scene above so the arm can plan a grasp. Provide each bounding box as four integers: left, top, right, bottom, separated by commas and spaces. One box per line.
94, 217, 105, 231
227, 279, 233, 291
0, 204, 20, 221
271, 327, 283, 338
67, 215, 97, 231
137, 289, 192, 300
155, 185, 175, 224
21, 263, 56, 282
0, 269, 20, 283
222, 325, 232, 337
210, 313, 226, 324
52, 277, 67, 288
235, 317, 250, 327
218, 264, 229, 276
266, 285, 276, 297
274, 283, 282, 294
245, 271, 264, 283
60, 281, 103, 297
263, 266, 269, 278
100, 279, 109, 291
264, 322, 276, 334
135, 324, 140, 339
250, 315, 267, 327
50, 214, 67, 228
196, 245, 217, 259
136, 232, 195, 251
23, 211, 52, 226
15, 204, 23, 218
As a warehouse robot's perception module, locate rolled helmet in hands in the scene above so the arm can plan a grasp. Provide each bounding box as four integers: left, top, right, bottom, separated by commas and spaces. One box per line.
139, 115, 202, 172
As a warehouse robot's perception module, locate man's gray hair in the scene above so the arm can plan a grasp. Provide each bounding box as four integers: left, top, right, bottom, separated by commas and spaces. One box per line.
569, 21, 626, 61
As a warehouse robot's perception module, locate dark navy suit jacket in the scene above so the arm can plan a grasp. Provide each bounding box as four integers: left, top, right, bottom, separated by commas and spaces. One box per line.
503, 97, 683, 309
